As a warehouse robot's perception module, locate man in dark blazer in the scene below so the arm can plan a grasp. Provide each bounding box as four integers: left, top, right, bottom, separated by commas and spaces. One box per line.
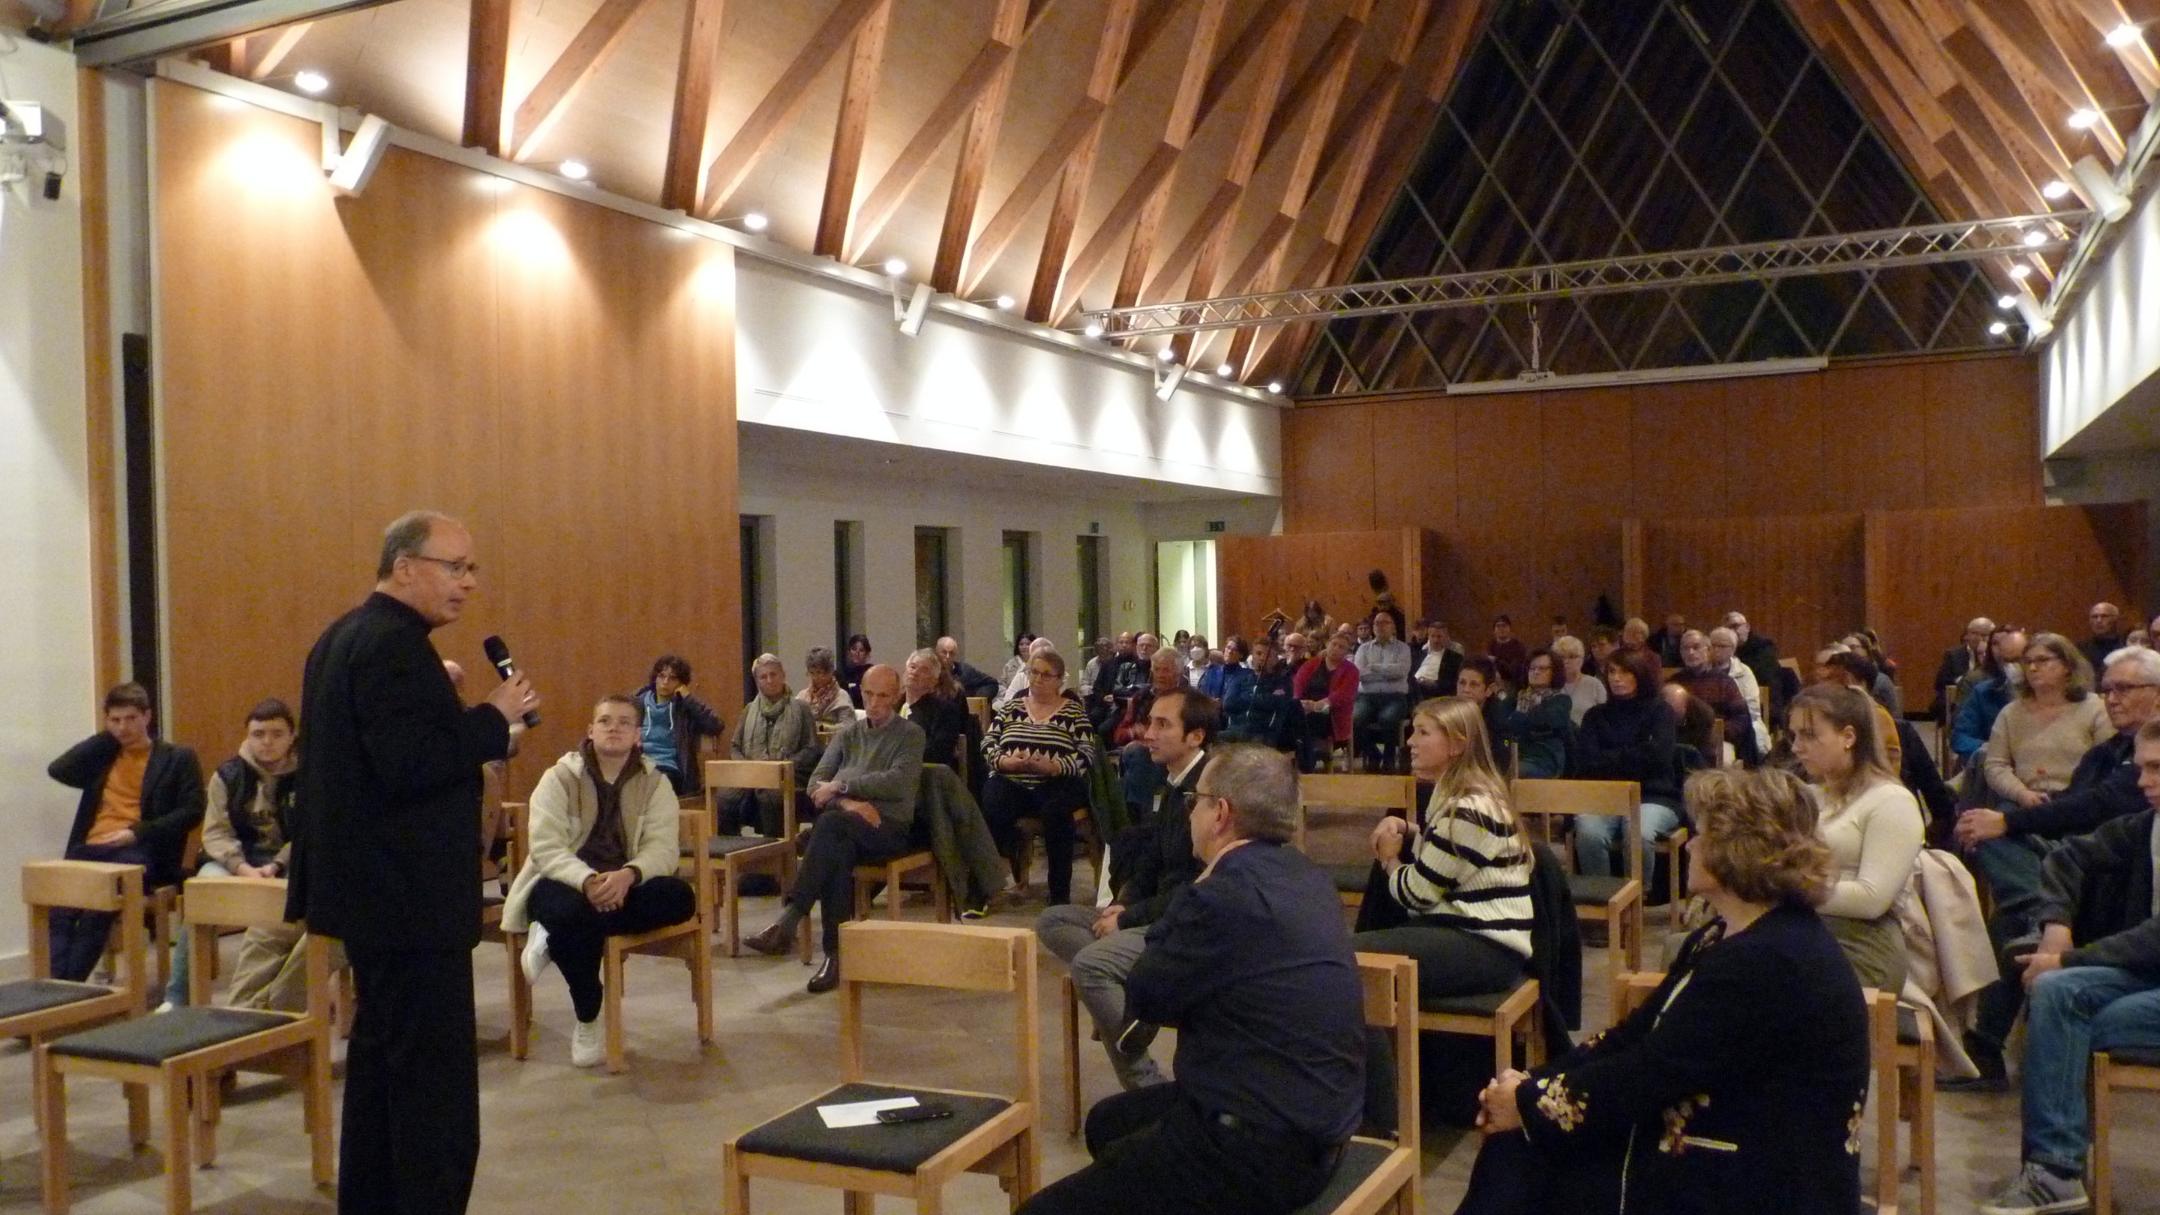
1019, 744, 1366, 1215
1411, 620, 1464, 700
1933, 616, 1993, 722
46, 681, 205, 980
287, 510, 534, 1215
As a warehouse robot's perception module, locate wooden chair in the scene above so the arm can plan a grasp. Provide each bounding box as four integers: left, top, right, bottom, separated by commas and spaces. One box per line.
6, 862, 149, 1138
104, 826, 199, 998
698, 759, 807, 959
1937, 684, 1963, 779
1658, 826, 1690, 908
1292, 952, 1421, 1215
1008, 807, 1106, 899
1418, 975, 1545, 1080
852, 849, 952, 923
722, 921, 1040, 1214
1612, 970, 1664, 1020
1864, 988, 1935, 1215
505, 804, 717, 1073
1298, 773, 1417, 913
1511, 778, 1645, 983
2090, 1046, 2160, 1215
40, 876, 334, 1214
967, 696, 991, 733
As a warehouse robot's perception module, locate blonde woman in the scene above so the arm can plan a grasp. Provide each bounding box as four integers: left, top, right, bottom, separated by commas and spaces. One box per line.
1982, 631, 2110, 813
1353, 697, 1533, 999
1786, 683, 1924, 993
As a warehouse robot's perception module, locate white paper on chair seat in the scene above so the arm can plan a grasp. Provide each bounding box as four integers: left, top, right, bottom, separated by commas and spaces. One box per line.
817, 1096, 919, 1129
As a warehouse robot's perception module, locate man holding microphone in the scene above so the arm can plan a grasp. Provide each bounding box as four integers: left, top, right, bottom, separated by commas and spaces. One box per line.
287, 510, 538, 1214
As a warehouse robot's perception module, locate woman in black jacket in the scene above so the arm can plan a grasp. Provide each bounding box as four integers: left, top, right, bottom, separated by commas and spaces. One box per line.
1455, 767, 1871, 1215
1569, 645, 1683, 879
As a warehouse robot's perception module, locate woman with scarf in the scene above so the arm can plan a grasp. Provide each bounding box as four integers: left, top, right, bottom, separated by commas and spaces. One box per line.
1488, 647, 1575, 779
727, 653, 819, 837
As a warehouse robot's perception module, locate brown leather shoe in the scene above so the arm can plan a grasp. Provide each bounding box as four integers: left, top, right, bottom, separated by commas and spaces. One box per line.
806, 953, 840, 994
744, 921, 794, 957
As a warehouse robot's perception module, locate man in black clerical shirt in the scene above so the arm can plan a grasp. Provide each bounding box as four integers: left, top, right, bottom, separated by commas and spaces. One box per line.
1017, 744, 1366, 1215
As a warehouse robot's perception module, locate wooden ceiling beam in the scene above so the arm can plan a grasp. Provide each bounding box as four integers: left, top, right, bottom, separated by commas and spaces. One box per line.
697, 0, 888, 218
1022, 0, 1142, 320
461, 0, 513, 155
812, 0, 895, 257
509, 0, 651, 162
1788, 0, 1987, 214
930, 0, 1038, 292
659, 0, 724, 212
2064, 0, 2160, 100
1958, 0, 2128, 163
247, 21, 313, 80
1861, 0, 2052, 209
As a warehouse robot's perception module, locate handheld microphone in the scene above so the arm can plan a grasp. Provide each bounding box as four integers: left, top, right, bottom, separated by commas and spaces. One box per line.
481, 635, 542, 728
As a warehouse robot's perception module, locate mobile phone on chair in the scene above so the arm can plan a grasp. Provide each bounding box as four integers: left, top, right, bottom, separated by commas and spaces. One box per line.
876, 1103, 953, 1125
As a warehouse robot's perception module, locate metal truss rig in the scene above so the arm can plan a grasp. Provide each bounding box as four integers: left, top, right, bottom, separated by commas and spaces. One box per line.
1079, 212, 2091, 339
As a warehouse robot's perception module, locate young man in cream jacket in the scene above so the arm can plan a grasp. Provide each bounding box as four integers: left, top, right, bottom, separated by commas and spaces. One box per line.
503, 694, 695, 1066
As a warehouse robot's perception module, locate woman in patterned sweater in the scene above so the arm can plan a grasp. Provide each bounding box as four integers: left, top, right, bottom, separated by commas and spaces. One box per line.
1353, 697, 1535, 1000
980, 649, 1095, 905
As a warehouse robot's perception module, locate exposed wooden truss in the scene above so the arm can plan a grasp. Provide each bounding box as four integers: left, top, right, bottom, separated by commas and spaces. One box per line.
509, 0, 649, 162
658, 0, 724, 212
460, 0, 513, 155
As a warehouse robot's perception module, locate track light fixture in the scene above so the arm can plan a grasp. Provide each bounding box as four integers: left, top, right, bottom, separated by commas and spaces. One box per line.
1153, 363, 1187, 402
2071, 155, 2132, 223
327, 114, 391, 197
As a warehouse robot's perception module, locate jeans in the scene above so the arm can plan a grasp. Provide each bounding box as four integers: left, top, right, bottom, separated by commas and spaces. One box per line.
525, 875, 697, 1022
1571, 800, 1682, 881
1351, 694, 1408, 767
162, 859, 234, 1006
787, 809, 911, 952
1037, 904, 1162, 1089
1971, 834, 2061, 1050
49, 841, 153, 982
2020, 966, 2160, 1176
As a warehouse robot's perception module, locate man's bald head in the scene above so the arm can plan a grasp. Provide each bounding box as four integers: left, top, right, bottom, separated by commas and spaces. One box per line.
860, 664, 902, 725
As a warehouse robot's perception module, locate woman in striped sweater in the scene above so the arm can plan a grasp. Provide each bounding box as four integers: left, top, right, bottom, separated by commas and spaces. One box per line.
979, 649, 1095, 906
1353, 696, 1535, 999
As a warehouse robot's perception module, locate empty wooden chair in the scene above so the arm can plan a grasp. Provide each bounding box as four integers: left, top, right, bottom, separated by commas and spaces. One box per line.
39, 875, 334, 1214
697, 758, 804, 958
722, 921, 1040, 1213
1512, 778, 1645, 982
1292, 952, 1421, 1215
2090, 1046, 2160, 1215
5, 861, 149, 1138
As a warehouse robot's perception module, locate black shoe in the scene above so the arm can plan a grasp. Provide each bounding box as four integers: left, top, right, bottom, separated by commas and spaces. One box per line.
735, 874, 781, 897
744, 920, 794, 957
1941, 1034, 2009, 1092
807, 954, 840, 994
1114, 1019, 1158, 1055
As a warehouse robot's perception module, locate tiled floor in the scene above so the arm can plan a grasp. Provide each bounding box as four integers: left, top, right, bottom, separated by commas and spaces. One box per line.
3, 875, 2157, 1213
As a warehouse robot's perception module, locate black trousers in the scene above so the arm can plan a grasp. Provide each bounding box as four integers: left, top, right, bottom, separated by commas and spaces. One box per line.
50, 841, 153, 981
981, 774, 1089, 905
1453, 1120, 1621, 1215
1019, 1084, 1338, 1215
787, 809, 911, 951
1351, 924, 1528, 1002
339, 946, 479, 1215
525, 875, 697, 1022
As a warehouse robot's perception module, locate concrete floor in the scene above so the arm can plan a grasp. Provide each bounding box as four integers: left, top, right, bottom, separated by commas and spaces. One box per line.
3, 865, 2157, 1214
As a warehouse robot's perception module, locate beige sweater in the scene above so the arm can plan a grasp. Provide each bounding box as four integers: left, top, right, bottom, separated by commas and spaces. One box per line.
502, 751, 681, 932
1817, 779, 1924, 922
1983, 696, 2112, 802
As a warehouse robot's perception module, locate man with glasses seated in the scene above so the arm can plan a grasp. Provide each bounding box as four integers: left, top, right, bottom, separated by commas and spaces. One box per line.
1950, 645, 2160, 1090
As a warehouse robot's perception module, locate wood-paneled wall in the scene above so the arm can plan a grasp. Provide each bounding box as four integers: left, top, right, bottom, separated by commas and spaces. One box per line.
153, 81, 740, 780
1281, 356, 2043, 637
1634, 513, 1868, 679
1216, 529, 1435, 645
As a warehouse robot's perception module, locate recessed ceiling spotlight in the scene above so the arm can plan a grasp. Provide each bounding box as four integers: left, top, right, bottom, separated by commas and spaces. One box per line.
1267, 380, 1285, 394
2009, 263, 2032, 280
2069, 108, 2102, 131
2107, 22, 2141, 48
1216, 362, 1234, 377
994, 294, 1015, 311
1997, 293, 2017, 309
882, 256, 908, 277
2023, 228, 2049, 247
1158, 346, 1177, 363
559, 160, 589, 181
294, 69, 330, 95
741, 211, 769, 232
1083, 320, 1105, 338
2042, 179, 2072, 201
1988, 320, 2010, 336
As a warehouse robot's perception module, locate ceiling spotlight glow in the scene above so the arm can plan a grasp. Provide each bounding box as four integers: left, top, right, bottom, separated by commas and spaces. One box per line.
2068, 108, 2102, 131
2023, 228, 2048, 247
1988, 320, 2010, 336
882, 257, 908, 277
2042, 179, 2072, 200
994, 294, 1015, 311
294, 69, 330, 95
558, 159, 589, 181
1158, 346, 1177, 363
1216, 362, 1234, 376
741, 211, 769, 232
1083, 320, 1105, 338
1997, 293, 2017, 309
2009, 263, 2032, 280
2107, 22, 2141, 48
1267, 381, 1285, 394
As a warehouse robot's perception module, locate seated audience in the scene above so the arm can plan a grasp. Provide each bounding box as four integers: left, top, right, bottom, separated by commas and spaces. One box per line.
1077, 636, 1115, 698
1489, 648, 1573, 778
795, 646, 856, 733
1037, 690, 1214, 1091
1953, 644, 2160, 1087
1569, 646, 1684, 881
1454, 767, 1868, 1215
839, 633, 874, 707
1671, 629, 1761, 766
1297, 597, 1334, 640
1112, 648, 1184, 751
1352, 611, 1414, 769
162, 698, 300, 1010
1353, 619, 1374, 646
1555, 634, 1605, 725
935, 635, 1001, 700
1282, 630, 1311, 671
1725, 610, 1783, 695
1935, 616, 1995, 721
634, 654, 725, 796
1812, 649, 1904, 770
1660, 683, 1722, 768
979, 651, 1096, 906
1488, 615, 1529, 687
1353, 697, 1533, 999
46, 682, 206, 982
1002, 637, 1065, 705
995, 634, 1038, 705
1550, 615, 1571, 643
1200, 635, 1252, 705
1647, 611, 1688, 668
1186, 636, 1219, 690
1587, 626, 1620, 677
1976, 717, 2160, 1215
508, 695, 698, 1066
1953, 627, 2028, 765
1981, 632, 2110, 815
724, 654, 818, 837
1454, 656, 1510, 746
1017, 745, 1364, 1215
1708, 625, 1769, 755
1786, 684, 1924, 992
1842, 630, 1905, 719
2081, 601, 2128, 673
902, 647, 984, 795
2130, 628, 2152, 650
1293, 631, 1361, 771
1089, 632, 1139, 709
1094, 632, 1160, 735
745, 666, 925, 992
1621, 616, 1651, 650
1222, 635, 1297, 749
1412, 620, 1465, 699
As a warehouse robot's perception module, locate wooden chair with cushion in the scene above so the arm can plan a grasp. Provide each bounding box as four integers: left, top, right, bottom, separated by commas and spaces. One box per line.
2090, 1046, 2160, 1215
1298, 773, 1418, 914
1418, 975, 1545, 1080
1290, 952, 1421, 1215
40, 875, 334, 1215
1512, 779, 1645, 983
722, 921, 1040, 1214
698, 758, 807, 959
1861, 988, 1935, 1215
6, 861, 149, 1139
505, 803, 717, 1073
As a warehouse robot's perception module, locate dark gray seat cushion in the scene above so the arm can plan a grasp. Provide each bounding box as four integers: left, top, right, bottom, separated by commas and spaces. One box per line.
736, 1082, 1011, 1173
1569, 875, 1632, 906
1329, 864, 1371, 895
0, 980, 108, 1021
2105, 1044, 2160, 1069
1419, 976, 1533, 1019
692, 835, 783, 858
1289, 1139, 1398, 1214
1895, 1004, 1923, 1047
50, 1007, 294, 1066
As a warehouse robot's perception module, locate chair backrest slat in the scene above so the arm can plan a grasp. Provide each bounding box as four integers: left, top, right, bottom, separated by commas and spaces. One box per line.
836, 921, 1039, 1112
1351, 951, 1419, 1156
704, 758, 790, 794
182, 875, 292, 931
1508, 778, 1639, 817
23, 859, 140, 913
1298, 773, 1417, 811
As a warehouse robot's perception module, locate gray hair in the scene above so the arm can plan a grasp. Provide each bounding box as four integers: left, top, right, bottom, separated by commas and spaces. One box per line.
804, 646, 836, 674
1553, 635, 1585, 661
751, 652, 784, 676
1205, 744, 1301, 844
1708, 626, 1737, 647
2103, 645, 2160, 687
376, 509, 455, 579
907, 646, 941, 670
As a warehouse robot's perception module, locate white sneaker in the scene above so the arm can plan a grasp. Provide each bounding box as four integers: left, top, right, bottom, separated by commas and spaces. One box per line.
570, 1018, 603, 1068
153, 1000, 176, 1015
520, 923, 552, 985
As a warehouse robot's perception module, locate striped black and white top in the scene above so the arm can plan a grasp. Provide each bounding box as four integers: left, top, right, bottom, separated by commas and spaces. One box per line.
1387, 786, 1534, 958
982, 696, 1094, 787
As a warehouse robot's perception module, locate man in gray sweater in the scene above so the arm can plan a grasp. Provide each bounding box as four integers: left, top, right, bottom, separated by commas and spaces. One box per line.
1352, 611, 1413, 769
745, 664, 924, 992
